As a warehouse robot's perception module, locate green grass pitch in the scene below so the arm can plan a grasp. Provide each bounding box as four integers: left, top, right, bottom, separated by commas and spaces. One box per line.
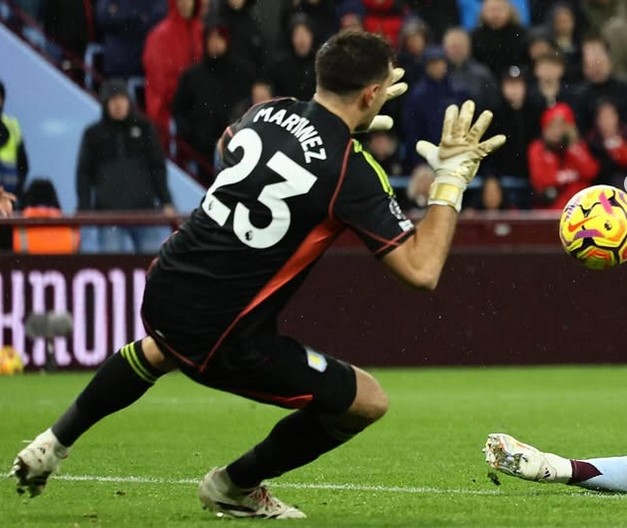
3, 367, 627, 527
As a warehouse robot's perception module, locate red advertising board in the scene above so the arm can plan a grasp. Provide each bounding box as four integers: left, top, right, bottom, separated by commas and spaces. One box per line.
2, 215, 625, 369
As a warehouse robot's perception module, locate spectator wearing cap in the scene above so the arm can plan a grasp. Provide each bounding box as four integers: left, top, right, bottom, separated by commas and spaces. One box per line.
143, 0, 203, 148
335, 0, 365, 32
13, 179, 80, 254
402, 45, 469, 171
76, 80, 175, 254
528, 102, 599, 209
488, 66, 541, 207
443, 26, 499, 113
397, 16, 430, 88
267, 13, 317, 100
471, 0, 528, 78
172, 23, 254, 179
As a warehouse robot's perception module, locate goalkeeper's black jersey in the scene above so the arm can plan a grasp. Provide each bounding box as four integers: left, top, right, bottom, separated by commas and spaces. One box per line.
149, 98, 414, 350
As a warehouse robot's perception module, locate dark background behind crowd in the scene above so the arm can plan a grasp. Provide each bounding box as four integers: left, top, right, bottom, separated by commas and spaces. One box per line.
5, 0, 627, 213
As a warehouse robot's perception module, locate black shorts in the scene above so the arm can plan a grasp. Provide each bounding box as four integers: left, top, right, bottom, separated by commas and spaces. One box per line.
142, 306, 357, 415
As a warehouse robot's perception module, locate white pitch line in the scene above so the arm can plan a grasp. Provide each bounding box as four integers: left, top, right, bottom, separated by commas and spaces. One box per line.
53, 474, 499, 496
49, 474, 627, 500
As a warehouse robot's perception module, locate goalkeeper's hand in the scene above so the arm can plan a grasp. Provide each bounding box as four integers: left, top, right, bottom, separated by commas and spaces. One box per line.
416, 100, 506, 212
359, 67, 408, 133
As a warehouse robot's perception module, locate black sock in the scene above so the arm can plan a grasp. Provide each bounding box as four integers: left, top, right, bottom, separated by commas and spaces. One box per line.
52, 341, 164, 446
226, 409, 360, 489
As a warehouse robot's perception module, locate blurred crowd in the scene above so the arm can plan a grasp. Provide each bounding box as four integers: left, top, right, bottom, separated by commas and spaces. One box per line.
5, 0, 627, 217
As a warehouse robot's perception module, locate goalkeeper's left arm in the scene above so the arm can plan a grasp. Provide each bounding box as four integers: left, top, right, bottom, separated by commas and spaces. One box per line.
381, 100, 506, 290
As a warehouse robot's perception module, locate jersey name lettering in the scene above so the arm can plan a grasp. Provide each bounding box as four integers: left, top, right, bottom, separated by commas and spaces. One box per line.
253, 106, 327, 164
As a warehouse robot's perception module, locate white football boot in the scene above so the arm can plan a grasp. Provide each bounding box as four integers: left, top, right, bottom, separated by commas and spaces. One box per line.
198, 467, 306, 519
10, 428, 70, 497
484, 433, 572, 483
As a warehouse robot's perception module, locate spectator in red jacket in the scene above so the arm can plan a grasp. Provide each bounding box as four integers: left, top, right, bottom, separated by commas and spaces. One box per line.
362, 0, 404, 47
586, 100, 627, 188
143, 0, 203, 148
528, 102, 599, 209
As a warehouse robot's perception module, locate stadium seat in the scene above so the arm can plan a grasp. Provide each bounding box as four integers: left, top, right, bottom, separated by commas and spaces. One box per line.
168, 118, 177, 158
21, 26, 46, 51
84, 42, 103, 91
0, 2, 9, 21
127, 76, 146, 109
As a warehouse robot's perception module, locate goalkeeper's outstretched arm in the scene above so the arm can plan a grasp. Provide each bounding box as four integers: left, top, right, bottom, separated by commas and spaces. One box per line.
382, 100, 506, 291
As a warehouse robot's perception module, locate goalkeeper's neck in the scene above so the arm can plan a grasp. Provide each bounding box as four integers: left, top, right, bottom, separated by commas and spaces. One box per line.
313, 88, 371, 134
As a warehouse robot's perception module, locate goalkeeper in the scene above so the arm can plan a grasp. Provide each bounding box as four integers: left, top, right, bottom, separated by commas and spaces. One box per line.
11, 31, 505, 519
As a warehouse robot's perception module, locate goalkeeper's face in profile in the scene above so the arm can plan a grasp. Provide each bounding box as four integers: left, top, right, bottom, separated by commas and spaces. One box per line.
315, 31, 395, 130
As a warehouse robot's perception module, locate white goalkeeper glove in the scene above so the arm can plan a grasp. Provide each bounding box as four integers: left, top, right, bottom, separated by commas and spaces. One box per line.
360, 67, 408, 133
416, 100, 506, 212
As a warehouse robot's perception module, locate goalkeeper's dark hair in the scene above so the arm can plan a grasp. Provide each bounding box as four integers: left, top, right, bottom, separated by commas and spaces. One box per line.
315, 31, 394, 96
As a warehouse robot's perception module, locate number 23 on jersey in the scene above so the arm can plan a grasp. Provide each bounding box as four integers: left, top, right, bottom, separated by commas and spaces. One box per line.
202, 128, 318, 250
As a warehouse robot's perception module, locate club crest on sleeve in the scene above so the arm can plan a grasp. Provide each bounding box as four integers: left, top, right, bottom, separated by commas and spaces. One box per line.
305, 348, 328, 373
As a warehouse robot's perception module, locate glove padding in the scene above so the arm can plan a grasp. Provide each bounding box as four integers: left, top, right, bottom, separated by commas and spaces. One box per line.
359, 67, 408, 133
416, 100, 506, 212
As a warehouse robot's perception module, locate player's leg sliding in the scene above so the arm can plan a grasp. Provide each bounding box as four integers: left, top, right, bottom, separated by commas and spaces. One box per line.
10, 339, 170, 497
569, 457, 627, 492
198, 367, 387, 519
485, 433, 627, 492
484, 433, 572, 484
